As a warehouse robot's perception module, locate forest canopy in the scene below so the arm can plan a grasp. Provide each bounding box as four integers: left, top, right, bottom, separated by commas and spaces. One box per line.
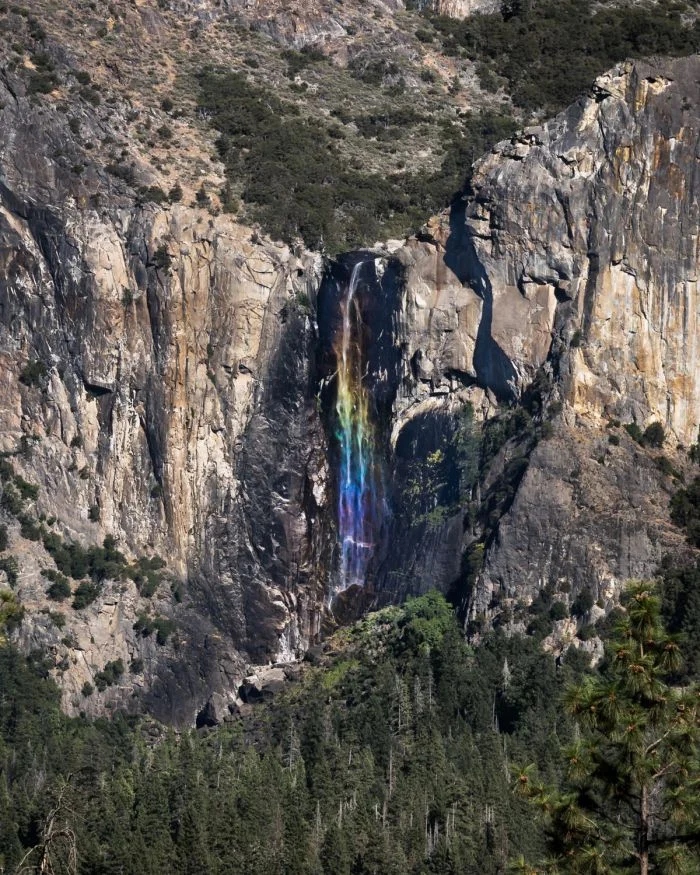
2, 584, 698, 875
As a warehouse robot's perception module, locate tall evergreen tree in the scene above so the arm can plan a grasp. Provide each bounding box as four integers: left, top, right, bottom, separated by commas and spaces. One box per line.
517, 582, 700, 874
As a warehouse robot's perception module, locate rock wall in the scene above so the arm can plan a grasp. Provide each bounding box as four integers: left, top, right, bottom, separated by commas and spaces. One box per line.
0, 69, 330, 722
388, 56, 700, 619
464, 59, 700, 446
433, 0, 500, 17
2, 49, 700, 723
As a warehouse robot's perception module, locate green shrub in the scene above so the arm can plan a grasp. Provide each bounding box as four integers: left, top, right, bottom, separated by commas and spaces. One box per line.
133, 613, 154, 637
643, 422, 665, 448
152, 244, 172, 271
139, 185, 168, 204
46, 573, 71, 601
281, 46, 325, 79
171, 579, 184, 603
571, 587, 594, 618
624, 422, 644, 444
14, 476, 38, 501
353, 107, 425, 140
168, 183, 183, 203
27, 69, 58, 95
539, 421, 554, 440
670, 477, 700, 547
72, 581, 100, 610
595, 606, 626, 640
526, 614, 554, 638
27, 16, 46, 39
94, 658, 124, 691
126, 555, 165, 597
0, 556, 19, 587
0, 524, 8, 552
80, 86, 101, 106
154, 618, 175, 645
428, 0, 700, 114
19, 360, 47, 387
106, 162, 135, 185
18, 515, 41, 541
576, 623, 597, 641
134, 613, 175, 645
47, 610, 66, 629
81, 681, 94, 696
0, 590, 23, 631
549, 601, 568, 621
1, 485, 23, 516
197, 68, 516, 251
220, 182, 238, 214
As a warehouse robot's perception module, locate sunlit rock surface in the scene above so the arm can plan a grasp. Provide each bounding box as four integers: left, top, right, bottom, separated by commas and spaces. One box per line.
2, 51, 700, 722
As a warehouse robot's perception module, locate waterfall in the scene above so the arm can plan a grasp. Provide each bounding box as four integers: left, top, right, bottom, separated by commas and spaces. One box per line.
333, 260, 383, 595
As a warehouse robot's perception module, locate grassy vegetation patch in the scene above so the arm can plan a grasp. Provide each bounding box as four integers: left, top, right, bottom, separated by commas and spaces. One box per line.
197, 68, 515, 252
427, 0, 700, 113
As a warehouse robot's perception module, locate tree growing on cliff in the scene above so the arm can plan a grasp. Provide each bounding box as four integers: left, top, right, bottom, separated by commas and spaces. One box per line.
516, 582, 700, 874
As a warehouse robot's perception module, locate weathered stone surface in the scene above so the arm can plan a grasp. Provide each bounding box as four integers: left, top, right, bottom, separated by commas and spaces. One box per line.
3, 23, 700, 723
0, 60, 328, 723
433, 0, 500, 17
238, 666, 288, 704
196, 692, 234, 727
392, 59, 700, 447
384, 57, 700, 624
466, 58, 700, 445
474, 424, 689, 615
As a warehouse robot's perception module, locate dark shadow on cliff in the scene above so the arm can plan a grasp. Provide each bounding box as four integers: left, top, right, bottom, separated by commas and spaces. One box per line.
443, 196, 517, 403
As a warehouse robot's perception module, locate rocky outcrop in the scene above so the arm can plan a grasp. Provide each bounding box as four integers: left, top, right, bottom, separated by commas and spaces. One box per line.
464, 58, 700, 446
0, 62, 331, 722
395, 58, 700, 446
433, 0, 500, 17
385, 56, 700, 620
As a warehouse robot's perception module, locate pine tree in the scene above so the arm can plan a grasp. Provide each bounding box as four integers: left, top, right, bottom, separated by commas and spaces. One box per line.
516, 582, 700, 874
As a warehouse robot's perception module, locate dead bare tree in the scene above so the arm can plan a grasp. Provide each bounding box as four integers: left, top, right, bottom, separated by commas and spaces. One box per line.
14, 780, 77, 875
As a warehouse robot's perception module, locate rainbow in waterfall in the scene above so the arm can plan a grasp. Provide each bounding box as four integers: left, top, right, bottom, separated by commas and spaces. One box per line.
333, 260, 382, 594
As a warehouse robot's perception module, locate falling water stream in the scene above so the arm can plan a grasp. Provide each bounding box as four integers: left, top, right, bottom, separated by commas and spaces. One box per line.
333, 260, 383, 595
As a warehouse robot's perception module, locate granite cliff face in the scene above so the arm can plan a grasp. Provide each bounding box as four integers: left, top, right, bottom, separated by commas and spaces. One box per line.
0, 93, 417, 720
391, 56, 700, 623
1, 23, 699, 723
433, 0, 500, 17
0, 52, 333, 722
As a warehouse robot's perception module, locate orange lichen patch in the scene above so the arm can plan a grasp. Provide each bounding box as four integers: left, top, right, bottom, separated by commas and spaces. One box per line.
614, 144, 633, 186
666, 162, 686, 199
668, 372, 696, 401
652, 135, 672, 172
633, 75, 671, 113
